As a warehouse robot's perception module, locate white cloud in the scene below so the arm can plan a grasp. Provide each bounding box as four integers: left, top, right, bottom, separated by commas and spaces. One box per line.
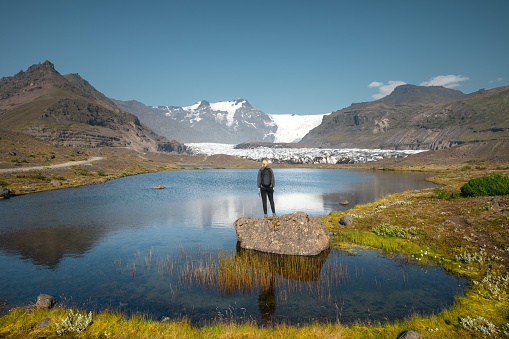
489, 77, 503, 84
368, 81, 384, 88
368, 80, 407, 99
420, 75, 469, 88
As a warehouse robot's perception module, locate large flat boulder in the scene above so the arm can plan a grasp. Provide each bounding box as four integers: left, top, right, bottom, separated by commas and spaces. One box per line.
234, 212, 330, 256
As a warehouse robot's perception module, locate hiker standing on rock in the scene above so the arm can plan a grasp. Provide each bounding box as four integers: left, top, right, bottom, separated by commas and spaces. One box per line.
257, 159, 276, 218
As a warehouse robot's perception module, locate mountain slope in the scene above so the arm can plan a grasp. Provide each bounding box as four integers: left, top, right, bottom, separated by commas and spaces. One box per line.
0, 61, 186, 153
301, 84, 509, 150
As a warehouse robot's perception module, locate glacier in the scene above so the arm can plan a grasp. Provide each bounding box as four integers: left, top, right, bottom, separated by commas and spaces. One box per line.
186, 143, 424, 164
268, 113, 327, 143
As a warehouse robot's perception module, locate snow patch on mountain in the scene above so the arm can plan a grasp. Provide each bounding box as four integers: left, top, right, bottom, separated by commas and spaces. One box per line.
210, 100, 245, 127
269, 113, 327, 143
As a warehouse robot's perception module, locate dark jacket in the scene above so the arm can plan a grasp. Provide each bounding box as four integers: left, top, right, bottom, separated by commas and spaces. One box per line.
257, 166, 275, 189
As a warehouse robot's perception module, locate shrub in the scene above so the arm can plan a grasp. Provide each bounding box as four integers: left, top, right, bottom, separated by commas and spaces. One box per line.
459, 316, 498, 336
433, 188, 450, 199
450, 192, 461, 199
433, 187, 461, 199
55, 309, 93, 335
461, 174, 509, 197
31, 173, 49, 181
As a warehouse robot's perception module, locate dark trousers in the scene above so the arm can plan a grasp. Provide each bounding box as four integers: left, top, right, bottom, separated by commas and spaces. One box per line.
260, 187, 275, 215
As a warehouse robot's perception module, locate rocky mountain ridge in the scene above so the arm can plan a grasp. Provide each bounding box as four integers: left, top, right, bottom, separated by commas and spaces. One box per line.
301, 84, 509, 150
114, 98, 278, 143
0, 61, 187, 153
114, 98, 327, 144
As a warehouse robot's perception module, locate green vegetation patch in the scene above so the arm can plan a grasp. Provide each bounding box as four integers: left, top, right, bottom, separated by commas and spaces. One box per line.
461, 173, 509, 197
372, 223, 420, 239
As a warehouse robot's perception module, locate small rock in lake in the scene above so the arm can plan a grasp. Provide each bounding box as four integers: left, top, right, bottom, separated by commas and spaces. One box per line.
339, 200, 349, 206
152, 185, 166, 189
0, 187, 12, 199
35, 294, 57, 309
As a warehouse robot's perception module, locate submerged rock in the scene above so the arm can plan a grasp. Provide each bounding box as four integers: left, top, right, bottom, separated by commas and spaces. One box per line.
233, 212, 330, 256
152, 185, 166, 189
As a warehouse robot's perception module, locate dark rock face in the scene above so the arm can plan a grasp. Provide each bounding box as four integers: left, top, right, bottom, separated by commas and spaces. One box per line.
233, 212, 330, 256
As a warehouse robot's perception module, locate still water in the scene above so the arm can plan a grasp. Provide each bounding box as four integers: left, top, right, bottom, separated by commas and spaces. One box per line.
0, 169, 468, 324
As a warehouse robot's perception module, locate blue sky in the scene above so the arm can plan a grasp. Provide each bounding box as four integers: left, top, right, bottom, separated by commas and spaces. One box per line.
1, 0, 507, 115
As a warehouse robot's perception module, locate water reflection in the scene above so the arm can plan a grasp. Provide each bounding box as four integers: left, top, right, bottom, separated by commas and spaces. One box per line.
0, 224, 107, 269
171, 244, 467, 325
0, 168, 457, 324
236, 245, 331, 325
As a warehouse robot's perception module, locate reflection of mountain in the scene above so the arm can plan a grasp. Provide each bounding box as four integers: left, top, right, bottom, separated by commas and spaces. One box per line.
0, 226, 106, 269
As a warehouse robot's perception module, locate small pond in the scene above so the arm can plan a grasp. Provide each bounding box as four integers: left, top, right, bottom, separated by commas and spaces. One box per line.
0, 169, 469, 324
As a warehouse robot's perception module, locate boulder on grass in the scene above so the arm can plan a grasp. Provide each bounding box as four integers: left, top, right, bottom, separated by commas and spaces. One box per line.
233, 212, 330, 256
339, 214, 354, 226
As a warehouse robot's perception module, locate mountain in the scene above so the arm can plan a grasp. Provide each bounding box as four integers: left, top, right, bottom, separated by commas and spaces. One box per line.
301, 84, 509, 150
0, 61, 187, 153
114, 98, 326, 144
114, 98, 277, 143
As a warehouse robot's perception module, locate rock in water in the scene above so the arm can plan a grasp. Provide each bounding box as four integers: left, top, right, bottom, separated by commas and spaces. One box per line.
233, 212, 330, 256
35, 294, 57, 309
0, 187, 12, 199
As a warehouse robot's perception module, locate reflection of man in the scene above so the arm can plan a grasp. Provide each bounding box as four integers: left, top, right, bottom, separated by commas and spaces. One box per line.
258, 275, 276, 325
257, 159, 276, 218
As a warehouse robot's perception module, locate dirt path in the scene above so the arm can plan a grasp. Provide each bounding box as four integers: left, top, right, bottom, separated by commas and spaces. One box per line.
0, 157, 104, 173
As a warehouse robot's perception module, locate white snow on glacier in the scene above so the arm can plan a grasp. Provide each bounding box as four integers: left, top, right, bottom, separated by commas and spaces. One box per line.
268, 113, 327, 143
186, 143, 425, 164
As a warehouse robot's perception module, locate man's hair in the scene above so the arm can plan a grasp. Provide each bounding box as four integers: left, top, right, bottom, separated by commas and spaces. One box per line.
262, 159, 269, 166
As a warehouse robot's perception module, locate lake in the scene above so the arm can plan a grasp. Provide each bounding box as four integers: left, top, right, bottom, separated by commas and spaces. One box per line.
0, 168, 469, 325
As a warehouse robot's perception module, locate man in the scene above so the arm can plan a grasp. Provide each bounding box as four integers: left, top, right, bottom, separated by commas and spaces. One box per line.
257, 159, 276, 217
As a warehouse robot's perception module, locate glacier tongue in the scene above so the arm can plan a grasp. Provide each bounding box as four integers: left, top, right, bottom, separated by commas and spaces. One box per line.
186, 143, 424, 164
269, 113, 327, 143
